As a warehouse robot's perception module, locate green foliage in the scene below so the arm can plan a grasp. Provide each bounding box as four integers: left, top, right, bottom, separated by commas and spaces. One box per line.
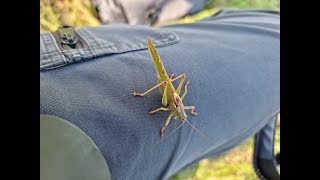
161, 8, 220, 26
170, 163, 199, 180
162, 0, 279, 26
40, 0, 100, 32
205, 0, 280, 10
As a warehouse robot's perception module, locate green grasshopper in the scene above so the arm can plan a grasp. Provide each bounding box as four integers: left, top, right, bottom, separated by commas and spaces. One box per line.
131, 38, 197, 137
131, 39, 257, 179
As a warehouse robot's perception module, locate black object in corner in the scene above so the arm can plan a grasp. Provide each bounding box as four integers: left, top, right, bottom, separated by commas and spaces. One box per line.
253, 115, 280, 180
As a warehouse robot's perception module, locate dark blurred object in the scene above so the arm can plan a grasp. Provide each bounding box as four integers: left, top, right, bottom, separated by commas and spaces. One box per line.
253, 117, 280, 180
91, 0, 208, 25
275, 152, 280, 165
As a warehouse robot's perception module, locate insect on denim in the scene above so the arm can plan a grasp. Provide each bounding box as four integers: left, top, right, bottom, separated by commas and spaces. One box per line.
40, 9, 280, 180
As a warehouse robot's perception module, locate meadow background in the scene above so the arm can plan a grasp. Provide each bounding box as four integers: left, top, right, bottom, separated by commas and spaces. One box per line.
40, 0, 280, 179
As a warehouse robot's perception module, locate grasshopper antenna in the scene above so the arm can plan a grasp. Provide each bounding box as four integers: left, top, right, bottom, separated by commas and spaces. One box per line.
185, 119, 208, 139
143, 120, 187, 157
143, 121, 185, 157
156, 120, 186, 146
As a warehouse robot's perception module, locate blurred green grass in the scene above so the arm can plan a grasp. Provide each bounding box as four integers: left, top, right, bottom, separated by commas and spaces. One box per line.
40, 0, 280, 179
163, 0, 279, 26
40, 0, 100, 32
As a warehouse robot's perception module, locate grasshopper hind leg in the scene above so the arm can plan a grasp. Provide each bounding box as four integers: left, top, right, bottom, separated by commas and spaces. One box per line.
131, 81, 166, 97
149, 107, 169, 114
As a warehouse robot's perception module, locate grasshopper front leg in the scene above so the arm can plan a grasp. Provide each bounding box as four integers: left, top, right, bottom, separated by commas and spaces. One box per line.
131, 81, 167, 97
170, 74, 187, 96
181, 81, 189, 100
180, 80, 197, 115
170, 73, 186, 82
184, 106, 197, 115
160, 112, 174, 137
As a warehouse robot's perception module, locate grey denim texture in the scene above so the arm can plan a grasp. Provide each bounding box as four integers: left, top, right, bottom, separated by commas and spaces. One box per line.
40, 9, 280, 180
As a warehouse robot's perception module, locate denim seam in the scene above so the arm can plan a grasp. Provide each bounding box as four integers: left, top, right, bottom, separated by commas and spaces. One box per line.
40, 31, 178, 58
79, 28, 102, 50
40, 49, 95, 69
82, 28, 106, 56
40, 30, 179, 70
40, 35, 178, 70
40, 34, 49, 61
40, 32, 66, 59
40, 35, 178, 58
77, 28, 97, 57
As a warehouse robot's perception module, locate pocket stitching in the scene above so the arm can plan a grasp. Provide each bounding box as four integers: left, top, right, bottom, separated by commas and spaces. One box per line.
40, 28, 179, 70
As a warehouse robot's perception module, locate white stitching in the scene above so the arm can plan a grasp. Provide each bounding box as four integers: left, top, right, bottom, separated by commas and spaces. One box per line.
78, 28, 97, 57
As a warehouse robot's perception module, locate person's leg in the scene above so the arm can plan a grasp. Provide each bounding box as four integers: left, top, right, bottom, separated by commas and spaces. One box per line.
158, 9, 280, 178
40, 9, 279, 180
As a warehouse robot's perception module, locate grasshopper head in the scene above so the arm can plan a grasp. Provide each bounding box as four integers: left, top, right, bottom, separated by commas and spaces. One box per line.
173, 93, 187, 121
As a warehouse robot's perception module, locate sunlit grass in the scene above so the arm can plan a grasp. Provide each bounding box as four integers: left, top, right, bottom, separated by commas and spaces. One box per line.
40, 0, 99, 32
157, 8, 220, 26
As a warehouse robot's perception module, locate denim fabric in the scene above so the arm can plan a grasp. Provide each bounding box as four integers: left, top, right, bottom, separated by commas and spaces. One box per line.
40, 9, 280, 180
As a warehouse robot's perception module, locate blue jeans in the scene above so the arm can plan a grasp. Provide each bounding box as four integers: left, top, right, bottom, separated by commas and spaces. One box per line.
40, 9, 280, 180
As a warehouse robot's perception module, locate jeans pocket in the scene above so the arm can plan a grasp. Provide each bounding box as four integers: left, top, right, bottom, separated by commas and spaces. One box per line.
40, 25, 180, 70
